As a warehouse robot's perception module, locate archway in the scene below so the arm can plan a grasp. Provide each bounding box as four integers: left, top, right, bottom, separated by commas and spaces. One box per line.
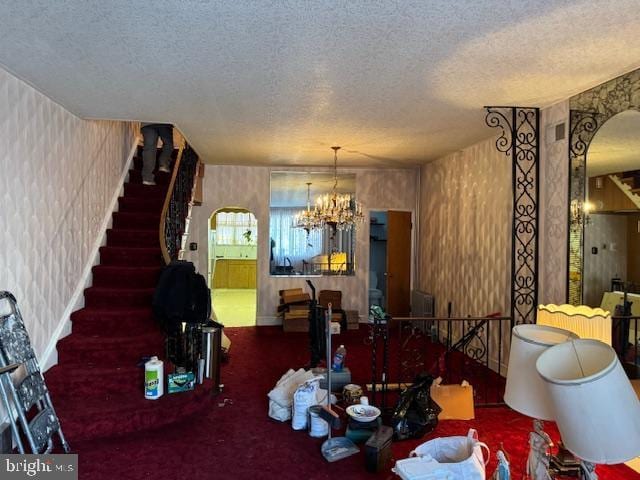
208, 207, 258, 327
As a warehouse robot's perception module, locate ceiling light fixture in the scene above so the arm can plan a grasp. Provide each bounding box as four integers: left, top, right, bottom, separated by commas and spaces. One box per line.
314, 146, 364, 231
294, 182, 322, 234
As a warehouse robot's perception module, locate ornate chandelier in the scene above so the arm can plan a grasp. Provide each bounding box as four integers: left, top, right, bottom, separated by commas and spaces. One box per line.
314, 146, 364, 231
294, 182, 322, 233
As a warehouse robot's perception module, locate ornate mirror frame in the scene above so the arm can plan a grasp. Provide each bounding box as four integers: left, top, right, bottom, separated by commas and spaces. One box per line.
567, 69, 640, 304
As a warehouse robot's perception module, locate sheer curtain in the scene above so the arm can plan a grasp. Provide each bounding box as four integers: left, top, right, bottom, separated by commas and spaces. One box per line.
269, 207, 323, 270
216, 212, 257, 245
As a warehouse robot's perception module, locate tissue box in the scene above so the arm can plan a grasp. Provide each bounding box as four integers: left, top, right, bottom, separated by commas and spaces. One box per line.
168, 372, 195, 394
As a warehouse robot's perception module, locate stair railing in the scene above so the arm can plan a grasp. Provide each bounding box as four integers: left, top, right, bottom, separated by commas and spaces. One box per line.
160, 144, 200, 264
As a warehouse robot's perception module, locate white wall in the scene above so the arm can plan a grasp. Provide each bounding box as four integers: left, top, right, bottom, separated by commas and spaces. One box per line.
185, 165, 418, 323
0, 66, 138, 367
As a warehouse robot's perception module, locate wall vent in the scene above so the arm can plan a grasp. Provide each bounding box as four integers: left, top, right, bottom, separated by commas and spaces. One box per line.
555, 122, 566, 141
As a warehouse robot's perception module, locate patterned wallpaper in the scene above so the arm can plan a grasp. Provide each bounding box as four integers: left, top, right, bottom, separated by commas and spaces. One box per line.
539, 101, 569, 304
418, 137, 512, 319
0, 66, 138, 363
185, 165, 418, 323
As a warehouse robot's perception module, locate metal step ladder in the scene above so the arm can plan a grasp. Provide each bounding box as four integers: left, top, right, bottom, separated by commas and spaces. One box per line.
0, 291, 70, 453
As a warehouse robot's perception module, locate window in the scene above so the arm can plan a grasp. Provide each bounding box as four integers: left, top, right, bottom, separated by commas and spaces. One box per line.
215, 212, 257, 245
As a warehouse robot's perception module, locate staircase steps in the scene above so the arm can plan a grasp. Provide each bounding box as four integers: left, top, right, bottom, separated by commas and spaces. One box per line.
56, 331, 164, 365
92, 266, 161, 288
118, 196, 165, 213
106, 229, 159, 248
112, 212, 161, 230
83, 287, 155, 309
99, 246, 162, 266
45, 147, 213, 445
70, 308, 157, 336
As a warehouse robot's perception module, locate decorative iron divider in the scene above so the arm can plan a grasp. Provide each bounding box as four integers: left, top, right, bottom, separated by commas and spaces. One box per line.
485, 106, 540, 326
160, 144, 200, 264
369, 315, 511, 411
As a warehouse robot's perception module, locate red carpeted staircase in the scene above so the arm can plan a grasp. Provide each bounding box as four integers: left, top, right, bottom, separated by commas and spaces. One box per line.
45, 148, 212, 445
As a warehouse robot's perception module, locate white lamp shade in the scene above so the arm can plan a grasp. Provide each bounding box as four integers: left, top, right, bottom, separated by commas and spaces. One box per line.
504, 324, 578, 420
536, 339, 640, 464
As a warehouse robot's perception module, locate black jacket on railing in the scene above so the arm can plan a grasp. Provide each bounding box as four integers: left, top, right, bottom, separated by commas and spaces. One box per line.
152, 260, 211, 331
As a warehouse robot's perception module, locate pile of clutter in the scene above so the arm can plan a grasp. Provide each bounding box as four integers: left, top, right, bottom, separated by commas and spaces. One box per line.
266, 348, 511, 479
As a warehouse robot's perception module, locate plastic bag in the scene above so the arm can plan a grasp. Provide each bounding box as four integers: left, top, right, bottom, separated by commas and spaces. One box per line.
392, 373, 442, 440
267, 368, 314, 422
393, 429, 489, 480
292, 377, 321, 430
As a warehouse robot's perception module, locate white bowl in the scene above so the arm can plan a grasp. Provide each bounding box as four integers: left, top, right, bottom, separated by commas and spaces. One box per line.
346, 404, 381, 422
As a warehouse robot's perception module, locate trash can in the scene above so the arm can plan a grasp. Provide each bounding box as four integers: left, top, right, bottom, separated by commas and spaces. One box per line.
201, 324, 222, 393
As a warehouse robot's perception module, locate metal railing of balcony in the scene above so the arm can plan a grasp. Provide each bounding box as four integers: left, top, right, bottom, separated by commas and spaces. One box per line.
369, 314, 512, 411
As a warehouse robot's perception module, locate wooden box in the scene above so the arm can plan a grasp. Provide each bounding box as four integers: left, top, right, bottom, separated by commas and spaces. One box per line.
364, 425, 393, 473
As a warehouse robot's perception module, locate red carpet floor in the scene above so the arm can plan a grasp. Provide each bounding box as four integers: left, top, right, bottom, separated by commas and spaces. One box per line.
67, 326, 639, 480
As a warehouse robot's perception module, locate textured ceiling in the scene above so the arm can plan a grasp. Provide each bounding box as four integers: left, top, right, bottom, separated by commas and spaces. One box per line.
1, 1, 640, 166
588, 110, 640, 177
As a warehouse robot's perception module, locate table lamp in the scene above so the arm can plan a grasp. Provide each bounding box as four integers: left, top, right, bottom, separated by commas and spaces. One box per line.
536, 339, 640, 479
504, 324, 579, 479
537, 304, 612, 346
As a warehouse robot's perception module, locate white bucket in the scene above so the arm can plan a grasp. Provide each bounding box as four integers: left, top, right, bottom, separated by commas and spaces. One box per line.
308, 405, 328, 438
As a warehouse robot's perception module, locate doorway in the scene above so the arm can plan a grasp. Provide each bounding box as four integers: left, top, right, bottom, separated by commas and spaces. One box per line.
208, 208, 257, 327
368, 210, 412, 316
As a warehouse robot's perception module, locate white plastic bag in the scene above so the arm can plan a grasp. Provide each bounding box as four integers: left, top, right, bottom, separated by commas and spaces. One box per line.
267, 368, 314, 422
292, 377, 321, 430
393, 429, 489, 480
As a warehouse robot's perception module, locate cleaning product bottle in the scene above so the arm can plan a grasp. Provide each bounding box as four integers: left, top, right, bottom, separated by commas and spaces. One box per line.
145, 356, 164, 400
332, 345, 346, 372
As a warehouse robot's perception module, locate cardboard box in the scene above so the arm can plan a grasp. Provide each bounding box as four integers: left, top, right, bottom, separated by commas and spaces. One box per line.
279, 288, 303, 297
289, 304, 309, 312
345, 310, 359, 330
282, 293, 311, 304
430, 381, 474, 420
283, 315, 308, 332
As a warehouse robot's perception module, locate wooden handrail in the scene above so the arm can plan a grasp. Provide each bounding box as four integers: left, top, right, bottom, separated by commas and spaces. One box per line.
159, 146, 185, 265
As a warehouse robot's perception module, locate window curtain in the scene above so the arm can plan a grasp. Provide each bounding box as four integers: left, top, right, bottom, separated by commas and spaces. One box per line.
215, 212, 257, 245
269, 207, 323, 269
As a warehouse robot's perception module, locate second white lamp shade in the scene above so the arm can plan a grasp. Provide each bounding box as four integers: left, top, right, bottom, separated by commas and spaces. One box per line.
536, 339, 640, 464
504, 324, 578, 420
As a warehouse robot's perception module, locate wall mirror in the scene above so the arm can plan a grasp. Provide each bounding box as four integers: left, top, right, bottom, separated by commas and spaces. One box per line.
582, 111, 640, 306
568, 68, 640, 305
269, 171, 357, 276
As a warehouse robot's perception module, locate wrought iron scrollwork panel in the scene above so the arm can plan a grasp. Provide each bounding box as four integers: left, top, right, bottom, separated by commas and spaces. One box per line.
485, 107, 540, 325
462, 320, 487, 361
164, 145, 199, 261
398, 321, 428, 383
